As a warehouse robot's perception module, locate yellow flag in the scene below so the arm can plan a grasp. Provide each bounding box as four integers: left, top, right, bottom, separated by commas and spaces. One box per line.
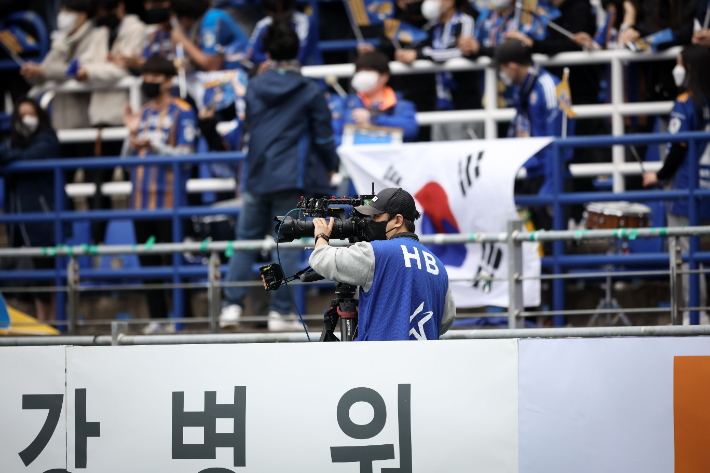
384, 18, 400, 41
556, 68, 577, 118
346, 0, 371, 26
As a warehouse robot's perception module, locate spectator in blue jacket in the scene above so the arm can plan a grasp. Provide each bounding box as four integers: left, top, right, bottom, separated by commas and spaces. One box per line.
342, 51, 419, 143
497, 39, 574, 197
220, 22, 339, 331
0, 98, 61, 321
248, 0, 318, 66
169, 0, 249, 71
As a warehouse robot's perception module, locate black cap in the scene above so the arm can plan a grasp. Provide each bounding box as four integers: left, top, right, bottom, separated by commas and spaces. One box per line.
142, 55, 177, 77
495, 39, 533, 66
355, 188, 420, 222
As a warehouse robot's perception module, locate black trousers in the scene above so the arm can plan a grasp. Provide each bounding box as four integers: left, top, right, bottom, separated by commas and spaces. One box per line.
133, 220, 193, 320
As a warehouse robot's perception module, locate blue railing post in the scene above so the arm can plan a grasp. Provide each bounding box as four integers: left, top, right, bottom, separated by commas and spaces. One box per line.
552, 140, 565, 326
172, 162, 184, 329
688, 139, 700, 324
53, 167, 66, 329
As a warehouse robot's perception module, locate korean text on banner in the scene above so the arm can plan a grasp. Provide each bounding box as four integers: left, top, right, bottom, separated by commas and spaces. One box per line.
65, 341, 519, 472
0, 347, 67, 473
340, 138, 551, 308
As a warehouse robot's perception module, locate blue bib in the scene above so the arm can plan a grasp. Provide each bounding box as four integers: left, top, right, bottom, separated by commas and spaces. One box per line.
356, 238, 448, 341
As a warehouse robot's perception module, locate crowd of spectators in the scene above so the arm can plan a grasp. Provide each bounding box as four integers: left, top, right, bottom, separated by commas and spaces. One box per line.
0, 0, 708, 328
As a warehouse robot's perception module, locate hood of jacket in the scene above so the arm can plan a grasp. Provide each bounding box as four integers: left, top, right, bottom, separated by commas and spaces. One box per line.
249, 69, 311, 107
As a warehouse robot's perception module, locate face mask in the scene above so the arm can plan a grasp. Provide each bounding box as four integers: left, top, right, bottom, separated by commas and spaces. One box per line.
351, 71, 380, 93
142, 81, 162, 98
672, 65, 686, 88
364, 218, 396, 241
143, 7, 170, 24
57, 11, 79, 33
21, 115, 39, 135
489, 0, 512, 9
96, 13, 120, 30
499, 69, 513, 87
420, 0, 442, 21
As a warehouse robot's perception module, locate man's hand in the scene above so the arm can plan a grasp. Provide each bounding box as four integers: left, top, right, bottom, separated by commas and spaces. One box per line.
457, 35, 480, 55
76, 67, 88, 81
395, 48, 417, 65
693, 30, 710, 47
351, 108, 371, 126
620, 27, 640, 46
108, 52, 143, 69
572, 32, 594, 49
123, 103, 141, 134
357, 43, 376, 55
170, 24, 188, 45
642, 172, 659, 188
313, 217, 335, 247
129, 135, 150, 151
257, 59, 271, 75
504, 31, 533, 48
20, 62, 43, 79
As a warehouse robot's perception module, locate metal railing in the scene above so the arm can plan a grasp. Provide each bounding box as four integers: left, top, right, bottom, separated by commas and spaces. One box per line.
2, 131, 709, 330
1, 224, 709, 338
27, 46, 681, 192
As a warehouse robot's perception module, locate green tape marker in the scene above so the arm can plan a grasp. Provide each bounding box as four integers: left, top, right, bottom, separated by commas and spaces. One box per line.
48, 247, 56, 256
200, 239, 209, 252
469, 233, 477, 242
80, 244, 89, 254
89, 245, 99, 255
660, 227, 667, 236
225, 241, 234, 258
574, 230, 588, 239
145, 235, 156, 250
629, 228, 638, 240
41, 247, 47, 256
529, 231, 537, 242
66, 246, 73, 257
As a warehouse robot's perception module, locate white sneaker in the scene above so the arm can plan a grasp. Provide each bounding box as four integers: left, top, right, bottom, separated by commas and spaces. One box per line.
142, 321, 176, 335
219, 304, 243, 328
267, 311, 304, 332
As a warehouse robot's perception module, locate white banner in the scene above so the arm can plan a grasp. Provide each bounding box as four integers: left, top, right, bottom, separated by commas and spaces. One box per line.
518, 337, 710, 473
64, 341, 519, 472
0, 347, 67, 473
340, 138, 551, 308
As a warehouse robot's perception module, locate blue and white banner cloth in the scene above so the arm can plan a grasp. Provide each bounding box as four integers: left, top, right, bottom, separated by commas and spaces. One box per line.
340, 138, 551, 308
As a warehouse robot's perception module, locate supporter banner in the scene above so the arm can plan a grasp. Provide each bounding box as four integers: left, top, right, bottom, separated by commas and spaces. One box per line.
0, 347, 67, 472
518, 337, 710, 473
65, 341, 519, 472
340, 138, 552, 308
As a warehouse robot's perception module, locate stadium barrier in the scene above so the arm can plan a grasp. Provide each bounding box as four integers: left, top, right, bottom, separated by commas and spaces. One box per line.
1, 131, 709, 330
27, 47, 682, 193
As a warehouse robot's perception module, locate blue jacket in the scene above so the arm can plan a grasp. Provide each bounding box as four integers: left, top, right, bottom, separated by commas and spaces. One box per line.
342, 89, 419, 142
667, 92, 710, 218
509, 63, 574, 195
245, 68, 339, 195
0, 128, 62, 247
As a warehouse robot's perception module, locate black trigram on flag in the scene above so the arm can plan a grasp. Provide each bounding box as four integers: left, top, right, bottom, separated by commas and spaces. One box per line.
459, 151, 483, 196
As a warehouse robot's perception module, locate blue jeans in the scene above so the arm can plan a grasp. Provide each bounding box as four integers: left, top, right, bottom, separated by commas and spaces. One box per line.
223, 190, 302, 314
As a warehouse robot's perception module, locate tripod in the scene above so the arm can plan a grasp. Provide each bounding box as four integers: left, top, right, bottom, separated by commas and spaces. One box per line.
320, 282, 358, 342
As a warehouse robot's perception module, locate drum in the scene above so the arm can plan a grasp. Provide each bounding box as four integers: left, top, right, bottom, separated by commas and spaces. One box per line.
585, 201, 652, 229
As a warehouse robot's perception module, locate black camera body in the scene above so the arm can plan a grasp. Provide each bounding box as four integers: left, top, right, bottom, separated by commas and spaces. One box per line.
274, 194, 376, 243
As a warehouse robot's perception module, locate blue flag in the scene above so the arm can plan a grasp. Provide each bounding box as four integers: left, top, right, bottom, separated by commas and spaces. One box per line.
628, 28, 676, 52
593, 5, 617, 48
344, 0, 395, 26
383, 19, 428, 45
519, 0, 561, 40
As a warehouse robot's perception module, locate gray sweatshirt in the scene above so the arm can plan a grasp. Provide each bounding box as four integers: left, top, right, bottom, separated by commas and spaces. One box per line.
309, 240, 456, 336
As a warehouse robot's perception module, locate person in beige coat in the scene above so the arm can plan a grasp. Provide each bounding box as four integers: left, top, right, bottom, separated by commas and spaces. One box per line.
81, 0, 146, 126
20, 0, 109, 130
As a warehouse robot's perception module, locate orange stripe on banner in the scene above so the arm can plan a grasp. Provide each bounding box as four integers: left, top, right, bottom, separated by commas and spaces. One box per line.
674, 356, 710, 472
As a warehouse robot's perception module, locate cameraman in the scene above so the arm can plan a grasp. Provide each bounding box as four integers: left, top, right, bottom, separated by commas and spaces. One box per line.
310, 188, 456, 341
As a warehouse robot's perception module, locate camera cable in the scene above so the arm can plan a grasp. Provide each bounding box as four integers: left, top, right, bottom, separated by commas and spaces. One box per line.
276, 208, 311, 341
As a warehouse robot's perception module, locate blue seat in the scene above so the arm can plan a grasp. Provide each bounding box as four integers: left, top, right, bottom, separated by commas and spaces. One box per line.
99, 219, 141, 272
61, 220, 92, 270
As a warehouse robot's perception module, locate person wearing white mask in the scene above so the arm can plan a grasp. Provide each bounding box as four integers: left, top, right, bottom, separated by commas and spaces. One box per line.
0, 98, 61, 322
642, 46, 710, 324
19, 0, 109, 130
393, 0, 481, 141
344, 51, 419, 142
